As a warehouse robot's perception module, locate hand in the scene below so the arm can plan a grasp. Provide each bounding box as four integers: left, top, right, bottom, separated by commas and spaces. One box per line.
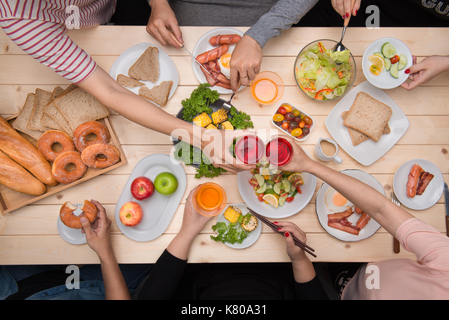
274, 134, 315, 173
80, 200, 113, 260
401, 56, 449, 91
331, 0, 361, 18
147, 0, 182, 48
229, 35, 263, 92
179, 187, 214, 236
201, 128, 256, 174
275, 221, 308, 262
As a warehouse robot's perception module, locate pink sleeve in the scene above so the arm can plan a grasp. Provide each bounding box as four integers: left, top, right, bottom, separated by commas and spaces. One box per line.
0, 17, 96, 83
396, 218, 449, 272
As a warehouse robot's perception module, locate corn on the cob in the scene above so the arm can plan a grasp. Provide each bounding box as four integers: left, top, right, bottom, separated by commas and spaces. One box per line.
212, 108, 228, 125
193, 112, 212, 127
220, 121, 233, 130
241, 215, 258, 231
224, 205, 241, 223
205, 123, 218, 130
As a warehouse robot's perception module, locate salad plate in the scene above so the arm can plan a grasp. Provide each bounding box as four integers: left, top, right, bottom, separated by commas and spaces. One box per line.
214, 203, 262, 249
325, 81, 409, 166
315, 169, 383, 242
109, 42, 179, 106
393, 159, 444, 210
362, 37, 413, 90
114, 154, 187, 242
192, 27, 245, 94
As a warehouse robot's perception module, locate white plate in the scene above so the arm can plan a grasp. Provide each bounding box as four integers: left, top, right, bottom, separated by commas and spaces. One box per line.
114, 154, 187, 242
393, 159, 444, 210
237, 170, 317, 219
109, 42, 179, 106
325, 81, 409, 166
192, 27, 245, 94
315, 169, 383, 242
57, 204, 87, 245
362, 37, 413, 89
214, 203, 262, 249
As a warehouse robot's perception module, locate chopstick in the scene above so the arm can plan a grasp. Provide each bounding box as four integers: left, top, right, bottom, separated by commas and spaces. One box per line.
247, 207, 317, 258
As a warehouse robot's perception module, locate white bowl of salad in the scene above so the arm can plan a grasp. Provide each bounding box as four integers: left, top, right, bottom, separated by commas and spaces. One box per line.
294, 39, 356, 102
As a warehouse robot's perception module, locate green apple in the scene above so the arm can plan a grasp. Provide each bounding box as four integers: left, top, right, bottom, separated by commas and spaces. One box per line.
154, 172, 178, 195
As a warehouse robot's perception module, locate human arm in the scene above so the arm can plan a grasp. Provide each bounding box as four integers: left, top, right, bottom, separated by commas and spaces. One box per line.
80, 200, 131, 300
401, 55, 449, 91
277, 135, 414, 237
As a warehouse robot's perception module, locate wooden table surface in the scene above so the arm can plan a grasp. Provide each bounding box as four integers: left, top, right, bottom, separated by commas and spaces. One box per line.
0, 26, 448, 265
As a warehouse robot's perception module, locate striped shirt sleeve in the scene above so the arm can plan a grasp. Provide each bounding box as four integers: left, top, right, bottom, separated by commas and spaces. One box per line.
0, 18, 97, 84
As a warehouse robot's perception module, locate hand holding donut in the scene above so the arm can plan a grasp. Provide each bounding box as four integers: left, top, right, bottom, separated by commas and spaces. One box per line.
81, 200, 113, 259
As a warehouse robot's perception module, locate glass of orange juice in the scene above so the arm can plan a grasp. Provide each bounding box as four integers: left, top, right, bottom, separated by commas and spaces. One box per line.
250, 71, 284, 105
192, 183, 227, 217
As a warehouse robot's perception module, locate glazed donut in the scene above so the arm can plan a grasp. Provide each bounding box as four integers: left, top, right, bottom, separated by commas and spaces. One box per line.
52, 151, 87, 184
73, 121, 109, 152
37, 130, 75, 162
81, 143, 120, 169
60, 200, 98, 229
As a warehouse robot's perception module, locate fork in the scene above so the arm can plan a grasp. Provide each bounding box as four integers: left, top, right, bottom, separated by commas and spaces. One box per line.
390, 191, 401, 253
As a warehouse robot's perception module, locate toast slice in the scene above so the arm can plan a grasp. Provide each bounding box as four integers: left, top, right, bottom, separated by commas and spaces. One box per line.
343, 92, 392, 142
12, 93, 43, 140
54, 87, 110, 131
128, 46, 159, 83
341, 111, 391, 146
27, 88, 52, 131
43, 84, 77, 136
117, 74, 145, 88
40, 86, 65, 131
138, 81, 173, 106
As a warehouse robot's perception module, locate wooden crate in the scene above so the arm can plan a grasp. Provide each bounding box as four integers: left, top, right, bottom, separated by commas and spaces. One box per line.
0, 116, 127, 214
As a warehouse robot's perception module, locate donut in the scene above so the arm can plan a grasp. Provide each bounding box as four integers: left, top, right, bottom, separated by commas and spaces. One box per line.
37, 130, 76, 162
60, 200, 98, 229
52, 151, 87, 184
81, 143, 120, 169
73, 121, 109, 152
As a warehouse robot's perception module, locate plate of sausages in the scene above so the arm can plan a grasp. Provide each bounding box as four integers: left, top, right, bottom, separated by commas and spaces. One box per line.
192, 27, 246, 94
393, 159, 444, 210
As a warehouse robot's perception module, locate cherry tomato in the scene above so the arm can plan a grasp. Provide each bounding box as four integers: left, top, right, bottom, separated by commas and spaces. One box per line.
304, 116, 313, 125
273, 114, 284, 122
278, 106, 287, 115
286, 197, 294, 203
299, 121, 305, 128
291, 128, 303, 137
390, 55, 400, 64
296, 186, 303, 194
281, 104, 292, 112
281, 122, 289, 130
293, 116, 302, 123
289, 121, 298, 130
292, 109, 300, 117
257, 193, 265, 202
250, 168, 259, 174
302, 127, 310, 136
285, 112, 295, 122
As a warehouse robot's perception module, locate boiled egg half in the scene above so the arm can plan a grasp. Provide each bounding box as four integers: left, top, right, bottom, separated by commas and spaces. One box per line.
219, 46, 234, 78
325, 188, 353, 212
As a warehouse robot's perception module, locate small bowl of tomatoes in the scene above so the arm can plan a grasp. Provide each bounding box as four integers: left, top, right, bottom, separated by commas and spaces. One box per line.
271, 102, 315, 141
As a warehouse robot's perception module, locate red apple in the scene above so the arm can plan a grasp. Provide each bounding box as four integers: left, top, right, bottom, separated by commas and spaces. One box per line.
130, 176, 154, 200
119, 201, 143, 227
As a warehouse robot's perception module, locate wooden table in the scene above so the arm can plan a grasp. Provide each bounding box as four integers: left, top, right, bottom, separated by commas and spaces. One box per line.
0, 26, 448, 265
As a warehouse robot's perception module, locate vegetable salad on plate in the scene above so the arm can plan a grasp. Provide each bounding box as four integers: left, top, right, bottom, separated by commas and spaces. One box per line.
295, 41, 352, 101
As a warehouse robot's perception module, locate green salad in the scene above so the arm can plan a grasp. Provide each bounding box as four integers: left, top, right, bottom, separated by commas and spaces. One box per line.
295, 41, 352, 101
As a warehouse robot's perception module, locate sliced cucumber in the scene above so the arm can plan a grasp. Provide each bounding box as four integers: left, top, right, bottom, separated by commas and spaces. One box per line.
256, 183, 267, 194
398, 54, 407, 71
384, 57, 391, 71
390, 62, 399, 79
381, 42, 396, 59
374, 52, 384, 58
279, 195, 287, 207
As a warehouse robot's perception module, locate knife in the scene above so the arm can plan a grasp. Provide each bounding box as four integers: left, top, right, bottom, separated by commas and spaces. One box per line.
168, 31, 212, 76
444, 183, 449, 236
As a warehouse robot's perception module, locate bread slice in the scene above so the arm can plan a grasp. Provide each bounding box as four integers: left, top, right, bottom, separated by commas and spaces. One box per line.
54, 87, 110, 131
43, 84, 77, 136
117, 74, 145, 88
40, 86, 65, 131
27, 88, 52, 131
128, 46, 159, 83
343, 92, 392, 142
138, 81, 173, 106
12, 93, 43, 140
341, 111, 391, 146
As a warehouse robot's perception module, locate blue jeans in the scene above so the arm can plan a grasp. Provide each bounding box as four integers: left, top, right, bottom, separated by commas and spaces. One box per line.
0, 264, 152, 300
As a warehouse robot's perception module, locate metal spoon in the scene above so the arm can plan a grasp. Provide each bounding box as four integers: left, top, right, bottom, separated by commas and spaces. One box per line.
333, 0, 356, 59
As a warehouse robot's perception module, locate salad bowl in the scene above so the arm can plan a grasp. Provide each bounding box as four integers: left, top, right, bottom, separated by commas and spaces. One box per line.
294, 39, 356, 102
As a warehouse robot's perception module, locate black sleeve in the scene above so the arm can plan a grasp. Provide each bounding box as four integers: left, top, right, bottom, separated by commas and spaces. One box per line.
294, 275, 330, 300
136, 249, 187, 300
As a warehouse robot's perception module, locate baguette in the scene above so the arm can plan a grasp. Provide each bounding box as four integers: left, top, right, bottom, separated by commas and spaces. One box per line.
0, 115, 57, 186
0, 151, 46, 196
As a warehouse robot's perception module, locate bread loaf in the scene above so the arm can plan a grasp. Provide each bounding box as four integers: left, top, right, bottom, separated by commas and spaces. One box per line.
0, 115, 57, 186
0, 151, 46, 196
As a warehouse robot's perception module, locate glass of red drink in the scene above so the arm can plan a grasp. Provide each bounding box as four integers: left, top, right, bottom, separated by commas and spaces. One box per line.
234, 135, 265, 164
266, 137, 293, 166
